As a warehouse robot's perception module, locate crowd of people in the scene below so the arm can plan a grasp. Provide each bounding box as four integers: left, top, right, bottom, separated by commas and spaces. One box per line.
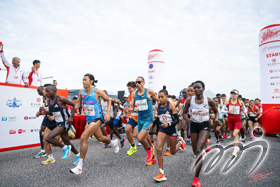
30, 72, 263, 187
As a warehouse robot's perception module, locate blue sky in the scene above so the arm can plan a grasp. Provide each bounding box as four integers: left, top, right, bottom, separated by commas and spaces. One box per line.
0, 0, 279, 99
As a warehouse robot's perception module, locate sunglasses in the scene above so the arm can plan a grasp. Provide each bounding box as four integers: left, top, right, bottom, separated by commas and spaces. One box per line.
135, 81, 143, 84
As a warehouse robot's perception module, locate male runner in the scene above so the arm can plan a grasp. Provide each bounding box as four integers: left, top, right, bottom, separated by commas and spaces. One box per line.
70, 73, 119, 175
36, 85, 80, 164
129, 76, 159, 165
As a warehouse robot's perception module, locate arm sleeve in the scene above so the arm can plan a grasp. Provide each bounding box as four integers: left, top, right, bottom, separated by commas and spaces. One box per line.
169, 113, 179, 126
0, 52, 12, 68
242, 105, 247, 114
221, 105, 228, 115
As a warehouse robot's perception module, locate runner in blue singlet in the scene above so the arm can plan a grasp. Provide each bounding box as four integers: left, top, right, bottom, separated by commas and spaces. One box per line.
70, 73, 119, 175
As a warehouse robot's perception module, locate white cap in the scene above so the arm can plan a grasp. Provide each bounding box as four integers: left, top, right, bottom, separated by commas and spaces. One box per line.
124, 93, 129, 98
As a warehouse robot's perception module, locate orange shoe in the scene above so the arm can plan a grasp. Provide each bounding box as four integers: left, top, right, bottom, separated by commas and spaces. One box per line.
146, 157, 157, 166
153, 173, 167, 182
164, 150, 170, 156
179, 137, 186, 150
191, 177, 200, 187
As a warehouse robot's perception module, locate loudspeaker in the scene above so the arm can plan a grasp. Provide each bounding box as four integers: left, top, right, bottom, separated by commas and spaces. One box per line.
118, 90, 125, 102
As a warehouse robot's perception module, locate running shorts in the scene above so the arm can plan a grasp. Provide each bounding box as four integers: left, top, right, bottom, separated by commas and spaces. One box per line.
248, 116, 258, 123
138, 119, 153, 133
190, 121, 211, 134
127, 118, 137, 129
105, 117, 115, 129
159, 125, 178, 137
228, 116, 242, 131
113, 119, 119, 127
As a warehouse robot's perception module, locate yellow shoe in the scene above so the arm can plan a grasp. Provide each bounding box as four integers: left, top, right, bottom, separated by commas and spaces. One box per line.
41, 158, 55, 165
164, 150, 170, 156
232, 151, 237, 157
127, 145, 137, 156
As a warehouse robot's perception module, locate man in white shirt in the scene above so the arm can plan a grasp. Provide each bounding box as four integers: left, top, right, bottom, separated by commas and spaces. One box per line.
27, 60, 43, 87
0, 43, 29, 86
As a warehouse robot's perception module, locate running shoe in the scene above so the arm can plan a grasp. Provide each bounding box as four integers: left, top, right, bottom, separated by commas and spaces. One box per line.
224, 133, 228, 138
41, 158, 55, 165
103, 143, 108, 148
250, 136, 253, 141
242, 139, 246, 144
190, 139, 192, 144
227, 134, 231, 139
179, 137, 186, 150
127, 145, 137, 156
253, 131, 256, 136
216, 140, 220, 146
120, 138, 126, 148
146, 146, 153, 161
146, 157, 157, 166
164, 150, 170, 156
153, 173, 167, 182
205, 140, 210, 153
151, 142, 155, 146
73, 155, 80, 166
194, 154, 196, 158
112, 139, 119, 153
99, 141, 103, 144
245, 129, 248, 134
232, 150, 238, 157
108, 143, 112, 148
33, 151, 47, 159
186, 138, 191, 142
70, 166, 82, 175
62, 145, 71, 160
239, 136, 242, 141
138, 143, 142, 146
191, 177, 200, 187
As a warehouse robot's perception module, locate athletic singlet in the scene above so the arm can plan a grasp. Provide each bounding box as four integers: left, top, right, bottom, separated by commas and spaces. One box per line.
101, 98, 114, 118
81, 87, 103, 123
189, 96, 210, 123
158, 101, 173, 124
189, 96, 209, 123
48, 96, 70, 125
125, 101, 130, 109
180, 97, 185, 104
248, 106, 259, 117
115, 110, 121, 120
129, 95, 138, 122
227, 99, 241, 117
135, 88, 153, 121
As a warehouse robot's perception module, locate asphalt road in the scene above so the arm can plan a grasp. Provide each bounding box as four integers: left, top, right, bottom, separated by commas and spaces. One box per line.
0, 133, 279, 187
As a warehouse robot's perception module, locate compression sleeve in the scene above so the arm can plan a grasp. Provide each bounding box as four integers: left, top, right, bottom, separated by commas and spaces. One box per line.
221, 105, 228, 114
169, 113, 179, 127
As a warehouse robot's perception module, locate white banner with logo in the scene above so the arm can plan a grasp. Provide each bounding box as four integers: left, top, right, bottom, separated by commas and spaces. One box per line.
0, 85, 43, 150
147, 49, 165, 94
259, 24, 280, 104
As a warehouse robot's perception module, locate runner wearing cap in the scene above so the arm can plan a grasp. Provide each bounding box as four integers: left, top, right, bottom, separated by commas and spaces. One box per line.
221, 89, 245, 157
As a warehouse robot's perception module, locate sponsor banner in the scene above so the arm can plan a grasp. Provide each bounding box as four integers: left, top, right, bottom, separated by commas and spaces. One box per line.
147, 49, 165, 93
259, 24, 280, 104
0, 85, 44, 150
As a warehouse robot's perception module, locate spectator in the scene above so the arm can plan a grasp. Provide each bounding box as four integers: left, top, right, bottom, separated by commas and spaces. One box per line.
27, 60, 43, 87
0, 42, 28, 86
53, 80, 57, 87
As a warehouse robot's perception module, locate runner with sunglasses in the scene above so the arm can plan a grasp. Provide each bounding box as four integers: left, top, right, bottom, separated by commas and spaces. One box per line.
129, 76, 159, 166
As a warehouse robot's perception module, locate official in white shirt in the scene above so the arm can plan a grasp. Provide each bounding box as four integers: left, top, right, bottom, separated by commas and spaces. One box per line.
0, 43, 29, 86
27, 60, 43, 87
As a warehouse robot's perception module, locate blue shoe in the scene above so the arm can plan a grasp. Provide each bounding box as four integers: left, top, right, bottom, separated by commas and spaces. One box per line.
62, 145, 71, 160
73, 155, 80, 165
33, 151, 47, 159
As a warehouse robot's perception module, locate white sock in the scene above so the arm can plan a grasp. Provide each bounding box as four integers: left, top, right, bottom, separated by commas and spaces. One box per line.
62, 145, 67, 149
76, 153, 80, 157
234, 146, 239, 152
78, 158, 84, 167
159, 168, 164, 174
110, 139, 116, 146
41, 149, 45, 152
48, 154, 54, 159
166, 147, 170, 151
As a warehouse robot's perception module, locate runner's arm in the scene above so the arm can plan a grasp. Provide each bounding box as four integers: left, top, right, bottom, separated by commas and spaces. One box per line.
209, 98, 221, 125
128, 92, 136, 112
169, 102, 179, 126
148, 89, 159, 102
221, 101, 229, 114
256, 106, 262, 119
0, 51, 12, 68
182, 98, 192, 123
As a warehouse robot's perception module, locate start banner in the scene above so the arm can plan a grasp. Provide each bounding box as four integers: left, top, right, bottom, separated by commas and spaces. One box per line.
0, 83, 68, 152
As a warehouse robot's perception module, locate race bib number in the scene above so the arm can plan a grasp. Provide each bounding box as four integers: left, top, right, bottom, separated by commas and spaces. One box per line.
52, 111, 64, 123
249, 111, 257, 117
229, 106, 240, 115
84, 105, 95, 116
159, 114, 172, 123
135, 99, 148, 111
191, 109, 209, 122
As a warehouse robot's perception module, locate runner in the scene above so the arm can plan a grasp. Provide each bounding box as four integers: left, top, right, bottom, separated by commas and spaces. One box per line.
221, 94, 229, 138
125, 81, 139, 156
153, 86, 186, 182
238, 96, 248, 143
100, 91, 125, 148
182, 80, 221, 187
247, 100, 262, 141
70, 74, 119, 174
36, 85, 80, 165
129, 76, 159, 165
149, 94, 158, 146
33, 86, 47, 159
221, 89, 245, 157
213, 97, 225, 146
